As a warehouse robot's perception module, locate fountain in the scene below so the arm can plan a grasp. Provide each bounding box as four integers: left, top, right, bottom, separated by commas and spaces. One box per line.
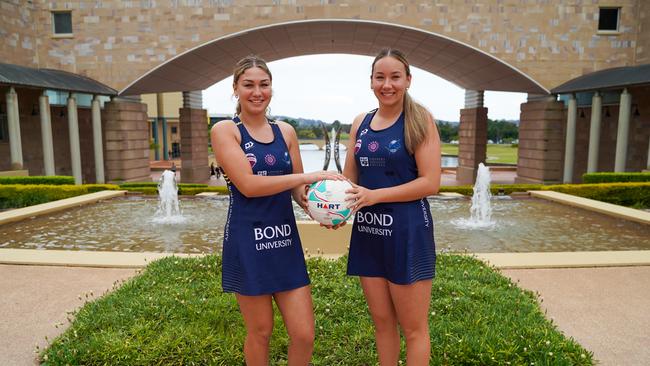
153, 169, 184, 224
452, 163, 496, 229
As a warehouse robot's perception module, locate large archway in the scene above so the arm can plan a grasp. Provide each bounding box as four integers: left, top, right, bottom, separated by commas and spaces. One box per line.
120, 19, 547, 96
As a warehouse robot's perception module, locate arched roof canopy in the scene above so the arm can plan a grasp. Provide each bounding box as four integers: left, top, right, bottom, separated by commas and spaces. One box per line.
120, 19, 548, 96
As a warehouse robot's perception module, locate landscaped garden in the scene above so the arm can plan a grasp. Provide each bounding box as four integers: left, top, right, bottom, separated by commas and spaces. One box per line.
42, 254, 593, 365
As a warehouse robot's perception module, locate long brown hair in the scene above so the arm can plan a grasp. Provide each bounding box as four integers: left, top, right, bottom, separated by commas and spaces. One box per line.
232, 55, 272, 115
371, 48, 430, 154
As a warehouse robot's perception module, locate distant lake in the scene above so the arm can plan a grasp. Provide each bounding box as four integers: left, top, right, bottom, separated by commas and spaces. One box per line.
299, 144, 457, 172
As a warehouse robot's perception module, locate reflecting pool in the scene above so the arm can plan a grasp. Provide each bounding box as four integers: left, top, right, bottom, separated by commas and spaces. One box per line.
1, 196, 648, 253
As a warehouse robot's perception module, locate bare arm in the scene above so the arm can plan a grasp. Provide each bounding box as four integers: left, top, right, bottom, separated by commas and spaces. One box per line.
211, 121, 336, 198
347, 113, 442, 210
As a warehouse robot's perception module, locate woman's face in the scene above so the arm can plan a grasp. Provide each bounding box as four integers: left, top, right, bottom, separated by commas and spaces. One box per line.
234, 66, 272, 115
370, 56, 411, 108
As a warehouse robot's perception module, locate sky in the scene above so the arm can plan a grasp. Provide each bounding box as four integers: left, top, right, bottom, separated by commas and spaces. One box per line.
203, 54, 527, 124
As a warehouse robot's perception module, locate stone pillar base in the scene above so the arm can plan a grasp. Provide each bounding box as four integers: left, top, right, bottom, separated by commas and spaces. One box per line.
179, 107, 209, 183
516, 100, 565, 184
102, 101, 151, 183
457, 107, 488, 185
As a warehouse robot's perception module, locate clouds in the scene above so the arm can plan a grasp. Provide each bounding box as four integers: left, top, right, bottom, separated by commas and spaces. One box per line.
203, 54, 526, 123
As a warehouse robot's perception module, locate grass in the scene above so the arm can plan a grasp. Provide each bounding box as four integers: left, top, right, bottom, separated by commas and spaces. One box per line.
442, 143, 518, 165
42, 254, 592, 365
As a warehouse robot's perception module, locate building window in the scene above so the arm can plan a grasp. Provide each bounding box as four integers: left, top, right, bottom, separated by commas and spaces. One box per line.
171, 126, 178, 134
598, 7, 620, 32
52, 11, 73, 35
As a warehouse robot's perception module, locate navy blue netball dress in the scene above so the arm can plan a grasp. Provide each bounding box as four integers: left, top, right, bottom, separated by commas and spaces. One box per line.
221, 117, 309, 296
347, 110, 436, 285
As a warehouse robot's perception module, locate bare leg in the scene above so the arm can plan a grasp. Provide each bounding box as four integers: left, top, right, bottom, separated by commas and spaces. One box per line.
360, 277, 400, 366
236, 293, 274, 366
389, 279, 432, 366
274, 285, 315, 366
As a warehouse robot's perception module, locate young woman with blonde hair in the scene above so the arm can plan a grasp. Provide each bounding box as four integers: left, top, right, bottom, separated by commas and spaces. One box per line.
343, 48, 442, 365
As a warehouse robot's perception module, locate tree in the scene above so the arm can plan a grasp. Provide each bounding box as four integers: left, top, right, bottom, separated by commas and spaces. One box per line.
436, 121, 459, 142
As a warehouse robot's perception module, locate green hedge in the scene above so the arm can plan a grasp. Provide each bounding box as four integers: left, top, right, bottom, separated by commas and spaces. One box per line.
119, 182, 209, 188
440, 182, 650, 208
582, 172, 650, 183
439, 184, 543, 196
0, 176, 75, 185
118, 183, 229, 196
0, 184, 120, 209
542, 182, 650, 207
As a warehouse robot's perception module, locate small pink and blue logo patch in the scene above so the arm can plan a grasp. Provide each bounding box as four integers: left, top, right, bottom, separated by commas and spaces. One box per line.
265, 154, 276, 166
368, 141, 379, 152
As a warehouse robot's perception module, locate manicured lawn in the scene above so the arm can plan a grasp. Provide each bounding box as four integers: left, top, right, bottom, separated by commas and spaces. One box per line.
442, 143, 518, 165
43, 255, 592, 365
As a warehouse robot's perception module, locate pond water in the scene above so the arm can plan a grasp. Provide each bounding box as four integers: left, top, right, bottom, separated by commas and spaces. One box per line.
1, 196, 648, 254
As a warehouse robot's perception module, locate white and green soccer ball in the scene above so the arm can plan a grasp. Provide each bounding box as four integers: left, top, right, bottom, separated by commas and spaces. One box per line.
307, 179, 353, 226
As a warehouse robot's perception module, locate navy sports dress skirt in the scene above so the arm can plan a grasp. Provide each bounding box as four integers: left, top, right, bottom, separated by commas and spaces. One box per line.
347, 110, 436, 285
221, 117, 309, 295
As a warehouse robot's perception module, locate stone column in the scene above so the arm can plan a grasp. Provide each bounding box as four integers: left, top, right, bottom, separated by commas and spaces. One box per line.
102, 97, 151, 182
67, 95, 82, 185
614, 88, 632, 172
152, 118, 159, 160
6, 87, 23, 170
162, 118, 168, 160
457, 90, 487, 185
562, 94, 577, 183
516, 94, 565, 184
587, 92, 602, 173
92, 96, 105, 184
39, 91, 55, 176
157, 93, 169, 160
180, 91, 209, 183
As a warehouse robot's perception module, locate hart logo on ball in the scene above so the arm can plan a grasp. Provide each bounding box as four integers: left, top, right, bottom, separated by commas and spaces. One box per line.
307, 179, 353, 226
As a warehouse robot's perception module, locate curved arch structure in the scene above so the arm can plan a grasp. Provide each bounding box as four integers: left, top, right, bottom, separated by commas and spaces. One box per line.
120, 19, 547, 96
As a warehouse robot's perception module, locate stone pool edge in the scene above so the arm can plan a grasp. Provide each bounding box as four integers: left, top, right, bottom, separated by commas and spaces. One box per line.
529, 190, 650, 225
1, 248, 650, 269
0, 190, 128, 226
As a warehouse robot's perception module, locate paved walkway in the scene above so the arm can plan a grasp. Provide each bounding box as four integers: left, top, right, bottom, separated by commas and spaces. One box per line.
0, 265, 136, 365
502, 266, 650, 366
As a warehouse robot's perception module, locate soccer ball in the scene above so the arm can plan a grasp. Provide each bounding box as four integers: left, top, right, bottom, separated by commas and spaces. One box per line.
307, 179, 353, 226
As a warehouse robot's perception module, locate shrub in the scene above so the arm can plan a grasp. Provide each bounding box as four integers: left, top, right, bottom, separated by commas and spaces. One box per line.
439, 184, 543, 196
582, 172, 650, 183
542, 182, 650, 207
0, 184, 120, 209
0, 176, 75, 185
118, 182, 228, 195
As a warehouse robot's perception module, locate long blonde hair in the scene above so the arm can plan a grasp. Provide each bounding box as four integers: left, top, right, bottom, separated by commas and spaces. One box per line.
371, 48, 430, 154
232, 55, 272, 115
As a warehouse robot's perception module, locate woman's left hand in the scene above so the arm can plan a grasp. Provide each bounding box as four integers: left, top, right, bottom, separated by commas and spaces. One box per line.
345, 183, 378, 212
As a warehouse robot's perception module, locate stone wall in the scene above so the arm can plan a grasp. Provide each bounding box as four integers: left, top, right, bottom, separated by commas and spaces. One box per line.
1, 0, 644, 92
636, 1, 650, 64
0, 1, 37, 67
